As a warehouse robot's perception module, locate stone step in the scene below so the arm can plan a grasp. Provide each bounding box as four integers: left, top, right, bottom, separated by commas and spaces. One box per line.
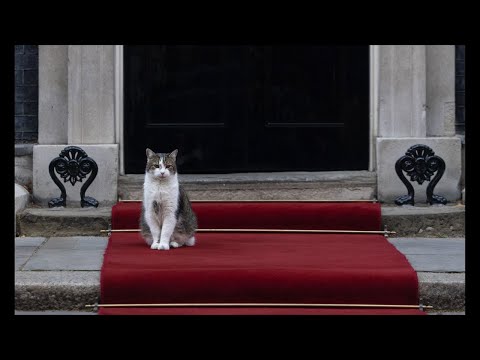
16, 203, 465, 238
16, 207, 111, 237
14, 236, 465, 312
118, 171, 377, 201
382, 204, 464, 237
17, 170, 463, 237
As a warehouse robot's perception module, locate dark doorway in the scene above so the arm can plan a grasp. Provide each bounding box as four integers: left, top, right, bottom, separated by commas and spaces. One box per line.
124, 45, 369, 174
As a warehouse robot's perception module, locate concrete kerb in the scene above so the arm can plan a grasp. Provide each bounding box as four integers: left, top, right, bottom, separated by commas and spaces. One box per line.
15, 271, 99, 311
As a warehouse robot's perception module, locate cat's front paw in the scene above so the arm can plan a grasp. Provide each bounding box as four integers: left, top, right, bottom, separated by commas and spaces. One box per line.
158, 242, 170, 250
151, 242, 161, 250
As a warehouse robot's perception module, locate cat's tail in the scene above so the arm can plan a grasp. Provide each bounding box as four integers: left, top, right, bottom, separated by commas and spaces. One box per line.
185, 236, 196, 247
142, 232, 154, 246
170, 236, 195, 248
142, 234, 153, 246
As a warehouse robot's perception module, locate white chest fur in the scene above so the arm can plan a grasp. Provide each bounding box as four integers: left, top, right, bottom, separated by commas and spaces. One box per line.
143, 173, 179, 223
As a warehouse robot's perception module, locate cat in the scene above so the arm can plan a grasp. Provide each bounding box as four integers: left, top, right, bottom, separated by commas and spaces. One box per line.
140, 148, 198, 250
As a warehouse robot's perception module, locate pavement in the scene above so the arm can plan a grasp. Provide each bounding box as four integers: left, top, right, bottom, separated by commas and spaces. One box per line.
14, 236, 465, 315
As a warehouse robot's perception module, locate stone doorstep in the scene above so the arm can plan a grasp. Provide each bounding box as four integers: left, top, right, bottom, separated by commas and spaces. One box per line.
14, 271, 465, 312
16, 204, 465, 238
118, 172, 377, 201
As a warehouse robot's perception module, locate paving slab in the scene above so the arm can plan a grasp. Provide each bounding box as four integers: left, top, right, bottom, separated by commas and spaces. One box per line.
18, 236, 107, 271
23, 249, 106, 271
389, 237, 465, 272
389, 237, 464, 254
42, 236, 108, 250
15, 237, 46, 270
15, 237, 46, 247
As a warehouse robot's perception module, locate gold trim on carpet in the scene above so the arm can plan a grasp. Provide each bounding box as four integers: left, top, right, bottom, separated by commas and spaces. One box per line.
118, 199, 378, 203
100, 228, 396, 236
86, 302, 431, 310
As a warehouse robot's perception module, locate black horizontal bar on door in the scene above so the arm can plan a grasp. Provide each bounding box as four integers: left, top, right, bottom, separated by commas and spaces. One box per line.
146, 123, 226, 128
265, 122, 344, 128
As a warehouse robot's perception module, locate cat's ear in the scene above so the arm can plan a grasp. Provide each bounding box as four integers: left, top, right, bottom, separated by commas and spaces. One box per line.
169, 149, 178, 161
146, 148, 155, 158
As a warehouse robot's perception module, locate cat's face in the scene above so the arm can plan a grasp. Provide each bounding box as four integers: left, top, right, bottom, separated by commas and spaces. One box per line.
145, 148, 178, 179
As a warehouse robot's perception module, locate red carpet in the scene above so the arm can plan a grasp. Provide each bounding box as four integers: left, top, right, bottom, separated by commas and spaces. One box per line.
111, 201, 382, 231
99, 201, 424, 315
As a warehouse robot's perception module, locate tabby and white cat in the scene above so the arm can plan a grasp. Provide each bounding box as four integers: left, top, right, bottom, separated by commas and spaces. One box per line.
140, 148, 197, 250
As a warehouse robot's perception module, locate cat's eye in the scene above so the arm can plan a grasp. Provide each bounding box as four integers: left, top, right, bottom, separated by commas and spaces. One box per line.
166, 165, 172, 169
154, 164, 159, 168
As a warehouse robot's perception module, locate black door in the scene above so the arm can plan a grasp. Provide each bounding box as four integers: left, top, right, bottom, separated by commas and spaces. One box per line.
124, 45, 369, 174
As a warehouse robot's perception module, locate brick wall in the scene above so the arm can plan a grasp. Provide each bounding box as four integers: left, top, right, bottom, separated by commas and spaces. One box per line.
15, 45, 38, 143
